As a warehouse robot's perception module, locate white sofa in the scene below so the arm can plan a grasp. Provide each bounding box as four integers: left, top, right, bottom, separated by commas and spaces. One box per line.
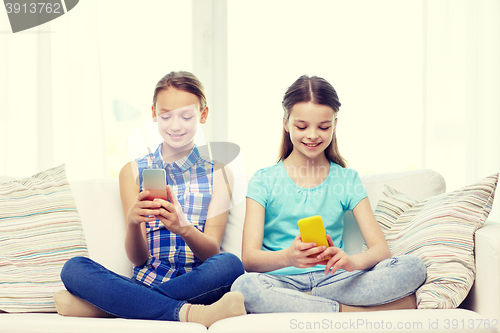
1, 169, 499, 333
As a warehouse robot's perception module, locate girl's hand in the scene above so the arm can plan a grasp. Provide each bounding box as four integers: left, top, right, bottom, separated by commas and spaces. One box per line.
286, 234, 327, 269
127, 190, 161, 226
317, 235, 360, 275
155, 185, 191, 235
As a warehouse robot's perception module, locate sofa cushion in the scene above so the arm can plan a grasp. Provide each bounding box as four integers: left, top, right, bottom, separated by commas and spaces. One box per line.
0, 164, 89, 313
209, 309, 495, 333
374, 173, 498, 309
69, 179, 131, 277
222, 173, 247, 258
360, 169, 447, 211
343, 169, 446, 255
0, 313, 207, 333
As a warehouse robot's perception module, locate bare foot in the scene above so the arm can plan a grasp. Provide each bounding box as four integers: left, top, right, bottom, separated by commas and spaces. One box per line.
53, 290, 114, 318
341, 294, 416, 312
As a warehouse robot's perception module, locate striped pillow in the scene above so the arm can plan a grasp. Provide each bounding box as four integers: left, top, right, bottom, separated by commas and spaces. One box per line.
374, 173, 498, 309
0, 164, 88, 313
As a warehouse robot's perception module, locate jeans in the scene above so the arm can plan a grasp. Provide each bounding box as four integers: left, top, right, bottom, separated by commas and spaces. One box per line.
231, 255, 426, 313
60, 252, 244, 321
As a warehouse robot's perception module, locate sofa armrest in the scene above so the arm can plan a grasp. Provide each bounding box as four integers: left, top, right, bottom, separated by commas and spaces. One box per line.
464, 221, 500, 320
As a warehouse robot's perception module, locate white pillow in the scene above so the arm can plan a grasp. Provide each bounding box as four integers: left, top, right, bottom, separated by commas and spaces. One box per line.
0, 164, 88, 312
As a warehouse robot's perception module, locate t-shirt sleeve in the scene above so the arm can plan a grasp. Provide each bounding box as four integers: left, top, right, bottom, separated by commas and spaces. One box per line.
344, 169, 368, 211
246, 169, 268, 209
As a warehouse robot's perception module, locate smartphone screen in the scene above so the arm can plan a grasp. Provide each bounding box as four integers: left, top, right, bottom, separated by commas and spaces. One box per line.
142, 169, 169, 201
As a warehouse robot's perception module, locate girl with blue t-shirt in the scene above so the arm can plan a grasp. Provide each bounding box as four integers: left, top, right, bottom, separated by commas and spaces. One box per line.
54, 71, 245, 327
231, 75, 426, 313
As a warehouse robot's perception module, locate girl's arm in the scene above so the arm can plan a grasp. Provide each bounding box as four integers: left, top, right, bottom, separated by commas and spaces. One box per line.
119, 161, 161, 267
317, 197, 391, 273
242, 198, 324, 273
351, 197, 391, 268
155, 162, 233, 261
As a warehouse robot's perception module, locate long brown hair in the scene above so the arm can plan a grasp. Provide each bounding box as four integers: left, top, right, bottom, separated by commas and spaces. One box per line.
278, 75, 347, 168
153, 71, 207, 111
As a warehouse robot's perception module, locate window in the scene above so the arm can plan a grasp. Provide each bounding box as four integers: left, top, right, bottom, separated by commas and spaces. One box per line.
227, 0, 423, 177
97, 0, 193, 177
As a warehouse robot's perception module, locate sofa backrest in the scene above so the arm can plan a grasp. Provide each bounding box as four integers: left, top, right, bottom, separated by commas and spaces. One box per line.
342, 169, 445, 254
69, 169, 445, 277
69, 179, 131, 277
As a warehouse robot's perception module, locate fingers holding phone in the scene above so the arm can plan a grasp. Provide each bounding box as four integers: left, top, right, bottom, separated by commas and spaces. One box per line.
140, 169, 192, 233
155, 185, 192, 234
127, 190, 161, 226
286, 234, 325, 269
318, 234, 360, 275
127, 169, 168, 226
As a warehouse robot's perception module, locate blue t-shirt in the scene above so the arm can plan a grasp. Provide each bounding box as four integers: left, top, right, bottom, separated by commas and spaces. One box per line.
247, 161, 367, 275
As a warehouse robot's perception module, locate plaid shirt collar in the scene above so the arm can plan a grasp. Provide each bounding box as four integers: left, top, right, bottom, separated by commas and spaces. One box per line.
152, 143, 201, 173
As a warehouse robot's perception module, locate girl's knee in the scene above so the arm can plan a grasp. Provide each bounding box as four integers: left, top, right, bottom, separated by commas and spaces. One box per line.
60, 256, 93, 287
231, 273, 264, 310
231, 273, 259, 295
224, 252, 245, 272
400, 255, 427, 287
230, 274, 244, 293
213, 252, 245, 279
402, 255, 426, 271
410, 256, 427, 284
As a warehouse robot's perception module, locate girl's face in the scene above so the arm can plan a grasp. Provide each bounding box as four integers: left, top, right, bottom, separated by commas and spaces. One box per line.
152, 87, 208, 152
284, 101, 337, 162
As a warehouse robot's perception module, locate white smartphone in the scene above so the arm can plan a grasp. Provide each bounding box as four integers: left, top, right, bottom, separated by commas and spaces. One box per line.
142, 169, 169, 201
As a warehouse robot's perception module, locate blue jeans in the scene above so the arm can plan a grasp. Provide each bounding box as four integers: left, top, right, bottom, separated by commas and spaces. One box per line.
231, 255, 426, 313
60, 252, 244, 321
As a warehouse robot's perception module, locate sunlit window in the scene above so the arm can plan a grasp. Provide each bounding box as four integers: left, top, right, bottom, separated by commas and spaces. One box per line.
227, 0, 423, 177
97, 0, 193, 178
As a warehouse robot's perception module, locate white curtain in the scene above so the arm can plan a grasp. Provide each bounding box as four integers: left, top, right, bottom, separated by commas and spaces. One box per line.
1, 1, 499, 220
0, 0, 193, 180
227, 0, 424, 176
226, 0, 500, 221
0, 0, 106, 180
424, 0, 500, 221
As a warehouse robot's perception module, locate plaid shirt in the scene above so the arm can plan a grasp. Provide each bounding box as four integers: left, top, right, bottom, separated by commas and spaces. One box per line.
133, 144, 214, 286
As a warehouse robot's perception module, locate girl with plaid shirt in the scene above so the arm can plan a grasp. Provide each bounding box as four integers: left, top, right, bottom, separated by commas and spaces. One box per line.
54, 71, 245, 327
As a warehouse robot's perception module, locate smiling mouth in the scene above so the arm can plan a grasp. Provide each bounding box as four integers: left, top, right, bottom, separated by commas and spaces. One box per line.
168, 133, 186, 138
303, 142, 321, 148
